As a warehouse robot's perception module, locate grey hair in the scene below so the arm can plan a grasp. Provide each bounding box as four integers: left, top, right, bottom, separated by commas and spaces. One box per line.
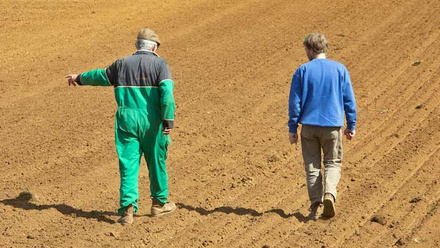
303, 33, 328, 54
135, 39, 158, 51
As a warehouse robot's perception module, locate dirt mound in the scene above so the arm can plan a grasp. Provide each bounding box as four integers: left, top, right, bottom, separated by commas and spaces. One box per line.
1, 0, 440, 247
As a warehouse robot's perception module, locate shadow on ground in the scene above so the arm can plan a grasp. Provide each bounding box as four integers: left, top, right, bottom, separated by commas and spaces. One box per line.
176, 203, 309, 223
0, 193, 117, 224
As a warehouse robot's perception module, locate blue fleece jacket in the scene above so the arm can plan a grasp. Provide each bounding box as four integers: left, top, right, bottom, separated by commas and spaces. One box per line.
288, 58, 357, 133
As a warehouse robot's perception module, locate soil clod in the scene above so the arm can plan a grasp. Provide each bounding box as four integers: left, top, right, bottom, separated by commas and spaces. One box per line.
415, 104, 423, 109
411, 60, 422, 66
409, 196, 423, 203
17, 191, 39, 203
371, 214, 387, 225
395, 238, 405, 246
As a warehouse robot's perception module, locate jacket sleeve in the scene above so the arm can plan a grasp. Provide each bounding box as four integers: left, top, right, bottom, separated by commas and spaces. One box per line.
288, 70, 302, 133
342, 70, 357, 131
159, 79, 175, 129
76, 69, 112, 86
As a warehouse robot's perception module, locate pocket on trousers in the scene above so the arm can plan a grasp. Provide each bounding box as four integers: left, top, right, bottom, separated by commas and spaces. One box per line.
116, 111, 137, 134
159, 135, 171, 161
300, 125, 312, 139
329, 128, 342, 141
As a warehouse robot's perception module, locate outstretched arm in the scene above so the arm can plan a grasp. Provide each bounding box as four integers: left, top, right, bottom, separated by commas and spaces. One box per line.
65, 69, 112, 87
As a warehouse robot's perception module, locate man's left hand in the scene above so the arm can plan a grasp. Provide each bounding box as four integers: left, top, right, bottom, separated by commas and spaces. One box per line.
163, 127, 171, 135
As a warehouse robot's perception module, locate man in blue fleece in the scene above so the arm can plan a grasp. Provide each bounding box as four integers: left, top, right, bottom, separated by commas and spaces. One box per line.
288, 33, 357, 220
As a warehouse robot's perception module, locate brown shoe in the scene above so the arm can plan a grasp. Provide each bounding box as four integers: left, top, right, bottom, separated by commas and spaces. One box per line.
117, 204, 134, 225
308, 202, 322, 220
151, 198, 176, 217
322, 193, 336, 218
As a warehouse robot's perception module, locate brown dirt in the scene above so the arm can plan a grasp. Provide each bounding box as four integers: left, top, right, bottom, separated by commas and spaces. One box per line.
1, 0, 440, 247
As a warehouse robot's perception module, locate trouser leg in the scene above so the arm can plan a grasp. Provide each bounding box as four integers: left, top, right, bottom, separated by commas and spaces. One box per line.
321, 127, 343, 201
141, 126, 169, 205
301, 125, 323, 207
116, 125, 142, 216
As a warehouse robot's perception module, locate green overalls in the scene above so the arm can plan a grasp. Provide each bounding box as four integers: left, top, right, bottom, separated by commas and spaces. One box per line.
77, 51, 175, 215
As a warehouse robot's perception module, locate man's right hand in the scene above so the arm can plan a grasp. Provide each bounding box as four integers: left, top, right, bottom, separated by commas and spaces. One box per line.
289, 132, 298, 145
65, 74, 79, 86
344, 128, 356, 140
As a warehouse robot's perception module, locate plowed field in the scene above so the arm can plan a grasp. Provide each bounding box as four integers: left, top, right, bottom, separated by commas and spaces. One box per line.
1, 0, 440, 247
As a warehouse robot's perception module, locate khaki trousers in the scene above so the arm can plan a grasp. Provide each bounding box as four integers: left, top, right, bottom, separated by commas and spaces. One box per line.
300, 125, 343, 207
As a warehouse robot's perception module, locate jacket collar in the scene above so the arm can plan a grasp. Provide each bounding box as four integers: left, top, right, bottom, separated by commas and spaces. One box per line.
134, 50, 159, 57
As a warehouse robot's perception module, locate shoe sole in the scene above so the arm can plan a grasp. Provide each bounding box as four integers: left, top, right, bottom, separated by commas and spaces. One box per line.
322, 198, 335, 218
151, 206, 177, 217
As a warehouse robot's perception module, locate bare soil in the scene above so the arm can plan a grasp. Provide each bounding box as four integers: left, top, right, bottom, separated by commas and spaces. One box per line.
1, 0, 440, 247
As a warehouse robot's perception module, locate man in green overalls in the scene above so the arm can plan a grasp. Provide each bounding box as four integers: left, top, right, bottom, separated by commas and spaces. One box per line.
65, 28, 176, 225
